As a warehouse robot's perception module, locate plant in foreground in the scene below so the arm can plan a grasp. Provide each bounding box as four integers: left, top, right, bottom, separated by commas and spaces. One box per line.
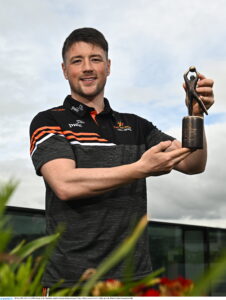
76, 271, 193, 296
0, 180, 60, 296
1, 180, 226, 296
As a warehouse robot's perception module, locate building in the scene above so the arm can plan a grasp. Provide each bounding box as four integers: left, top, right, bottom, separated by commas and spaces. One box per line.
5, 205, 226, 296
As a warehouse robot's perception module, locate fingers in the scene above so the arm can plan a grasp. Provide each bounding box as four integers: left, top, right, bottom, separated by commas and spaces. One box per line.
162, 148, 191, 175
197, 72, 206, 80
196, 78, 214, 110
168, 147, 191, 159
172, 150, 191, 165
196, 84, 214, 100
197, 78, 214, 89
152, 141, 191, 157
152, 142, 191, 164
183, 72, 214, 113
199, 95, 214, 107
198, 72, 214, 85
197, 73, 214, 97
157, 147, 191, 173
152, 140, 173, 153
196, 86, 213, 95
183, 73, 214, 88
140, 142, 192, 177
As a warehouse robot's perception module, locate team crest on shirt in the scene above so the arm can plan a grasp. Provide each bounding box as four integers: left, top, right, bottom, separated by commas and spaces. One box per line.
114, 121, 132, 132
68, 120, 85, 128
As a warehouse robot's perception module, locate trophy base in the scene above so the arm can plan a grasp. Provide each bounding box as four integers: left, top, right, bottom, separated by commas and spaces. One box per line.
182, 116, 204, 149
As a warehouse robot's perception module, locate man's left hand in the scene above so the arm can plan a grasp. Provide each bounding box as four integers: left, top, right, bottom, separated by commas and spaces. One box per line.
184, 73, 214, 116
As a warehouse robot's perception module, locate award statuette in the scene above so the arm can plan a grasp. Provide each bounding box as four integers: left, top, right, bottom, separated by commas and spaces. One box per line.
182, 66, 208, 149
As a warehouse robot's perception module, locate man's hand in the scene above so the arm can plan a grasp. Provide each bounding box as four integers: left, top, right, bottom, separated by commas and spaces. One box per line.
136, 141, 191, 177
184, 73, 214, 116
40, 141, 192, 201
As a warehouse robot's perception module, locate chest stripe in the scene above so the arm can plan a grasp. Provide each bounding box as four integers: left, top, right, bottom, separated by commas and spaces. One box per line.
30, 129, 63, 153
66, 135, 108, 142
30, 126, 112, 155
63, 131, 100, 137
31, 126, 61, 142
70, 141, 116, 146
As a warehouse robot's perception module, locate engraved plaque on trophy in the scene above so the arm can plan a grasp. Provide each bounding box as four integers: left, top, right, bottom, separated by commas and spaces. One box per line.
182, 67, 208, 149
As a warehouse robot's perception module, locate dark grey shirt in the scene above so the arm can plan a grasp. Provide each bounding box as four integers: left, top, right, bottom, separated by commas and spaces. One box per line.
30, 96, 174, 287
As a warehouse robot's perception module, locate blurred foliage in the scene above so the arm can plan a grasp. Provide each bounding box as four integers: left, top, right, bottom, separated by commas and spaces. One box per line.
1, 180, 226, 296
0, 180, 60, 296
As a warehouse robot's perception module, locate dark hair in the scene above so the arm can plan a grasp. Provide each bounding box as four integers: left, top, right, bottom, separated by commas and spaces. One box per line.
62, 27, 108, 61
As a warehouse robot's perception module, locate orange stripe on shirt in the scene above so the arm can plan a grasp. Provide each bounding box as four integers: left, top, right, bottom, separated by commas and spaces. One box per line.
62, 131, 101, 137
30, 126, 62, 144
30, 127, 108, 153
66, 135, 108, 142
30, 129, 63, 153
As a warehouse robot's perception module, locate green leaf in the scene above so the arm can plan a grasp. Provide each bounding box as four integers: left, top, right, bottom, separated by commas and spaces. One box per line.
14, 257, 33, 296
13, 233, 60, 260
10, 240, 26, 255
80, 215, 148, 296
130, 266, 164, 287
28, 259, 46, 296
0, 180, 18, 215
0, 180, 66, 296
190, 249, 226, 296
0, 180, 18, 252
51, 287, 73, 296
0, 229, 12, 253
0, 264, 15, 295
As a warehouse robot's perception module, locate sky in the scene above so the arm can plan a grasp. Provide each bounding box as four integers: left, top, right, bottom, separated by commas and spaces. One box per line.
1, 0, 226, 227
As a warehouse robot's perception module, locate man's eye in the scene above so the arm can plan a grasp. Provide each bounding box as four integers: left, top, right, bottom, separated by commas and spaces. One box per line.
92, 58, 102, 62
72, 59, 81, 64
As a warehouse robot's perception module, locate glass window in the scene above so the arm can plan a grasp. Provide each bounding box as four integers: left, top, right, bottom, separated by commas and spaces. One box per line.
208, 230, 226, 296
6, 208, 45, 251
148, 223, 184, 278
5, 207, 226, 295
184, 229, 205, 281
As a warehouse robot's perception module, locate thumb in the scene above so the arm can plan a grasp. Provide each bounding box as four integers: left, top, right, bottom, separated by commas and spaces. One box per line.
153, 141, 172, 153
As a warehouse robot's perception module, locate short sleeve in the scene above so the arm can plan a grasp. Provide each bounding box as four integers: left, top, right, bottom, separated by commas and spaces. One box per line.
140, 117, 175, 149
30, 111, 75, 176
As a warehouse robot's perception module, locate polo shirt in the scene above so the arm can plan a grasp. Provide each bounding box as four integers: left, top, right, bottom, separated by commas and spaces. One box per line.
30, 95, 174, 287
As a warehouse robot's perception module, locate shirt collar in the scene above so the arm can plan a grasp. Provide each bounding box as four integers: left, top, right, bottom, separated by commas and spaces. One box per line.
63, 95, 114, 117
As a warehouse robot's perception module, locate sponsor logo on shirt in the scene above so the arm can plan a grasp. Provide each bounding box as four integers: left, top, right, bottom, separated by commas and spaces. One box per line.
68, 120, 85, 128
114, 121, 132, 132
71, 104, 84, 113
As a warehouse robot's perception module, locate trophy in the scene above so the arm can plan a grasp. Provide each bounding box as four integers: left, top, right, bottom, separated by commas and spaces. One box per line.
182, 66, 208, 149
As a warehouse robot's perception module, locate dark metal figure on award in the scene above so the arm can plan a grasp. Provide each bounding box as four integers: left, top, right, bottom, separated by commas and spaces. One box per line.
182, 66, 208, 149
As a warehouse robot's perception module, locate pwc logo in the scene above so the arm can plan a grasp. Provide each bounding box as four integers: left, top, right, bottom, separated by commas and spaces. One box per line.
68, 120, 85, 128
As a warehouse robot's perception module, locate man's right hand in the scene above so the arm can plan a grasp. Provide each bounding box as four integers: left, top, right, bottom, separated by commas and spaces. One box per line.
136, 141, 191, 177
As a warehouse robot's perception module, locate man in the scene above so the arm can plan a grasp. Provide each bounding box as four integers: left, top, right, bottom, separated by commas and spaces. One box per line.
30, 28, 214, 292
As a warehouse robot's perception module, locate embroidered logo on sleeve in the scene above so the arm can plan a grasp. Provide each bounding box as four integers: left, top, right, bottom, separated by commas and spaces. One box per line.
114, 121, 132, 132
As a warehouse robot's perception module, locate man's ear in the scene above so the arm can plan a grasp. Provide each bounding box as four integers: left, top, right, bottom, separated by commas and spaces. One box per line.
62, 62, 68, 80
107, 59, 111, 76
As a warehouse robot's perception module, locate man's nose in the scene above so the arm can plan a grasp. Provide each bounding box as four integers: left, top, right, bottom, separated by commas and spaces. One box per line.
82, 59, 93, 72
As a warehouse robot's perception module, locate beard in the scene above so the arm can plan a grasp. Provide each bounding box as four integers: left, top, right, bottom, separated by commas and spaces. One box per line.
69, 78, 107, 101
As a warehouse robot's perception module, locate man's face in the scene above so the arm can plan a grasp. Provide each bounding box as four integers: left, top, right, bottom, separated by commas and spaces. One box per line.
62, 41, 111, 102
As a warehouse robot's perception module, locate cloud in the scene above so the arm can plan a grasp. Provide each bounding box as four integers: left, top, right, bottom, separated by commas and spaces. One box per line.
0, 159, 45, 209
147, 122, 226, 227
0, 0, 226, 228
